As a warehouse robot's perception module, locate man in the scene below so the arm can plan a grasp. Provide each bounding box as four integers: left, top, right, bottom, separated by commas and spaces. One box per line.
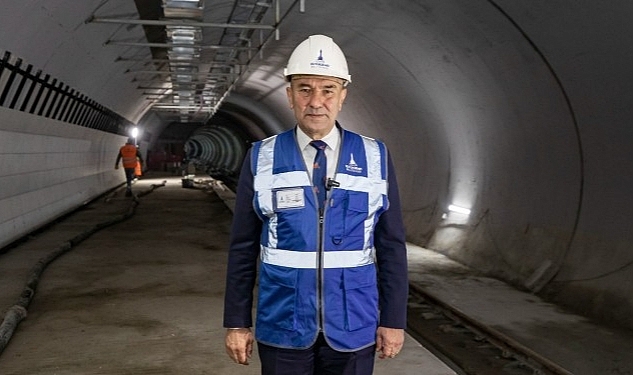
223, 34, 408, 375
115, 137, 143, 197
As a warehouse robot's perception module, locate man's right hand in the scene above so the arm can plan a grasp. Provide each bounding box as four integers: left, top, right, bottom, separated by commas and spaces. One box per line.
225, 328, 254, 365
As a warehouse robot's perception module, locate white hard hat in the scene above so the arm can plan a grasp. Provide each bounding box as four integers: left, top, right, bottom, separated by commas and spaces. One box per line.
283, 35, 351, 84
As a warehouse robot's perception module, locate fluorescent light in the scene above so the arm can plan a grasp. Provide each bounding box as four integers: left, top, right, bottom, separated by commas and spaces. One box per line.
448, 204, 471, 215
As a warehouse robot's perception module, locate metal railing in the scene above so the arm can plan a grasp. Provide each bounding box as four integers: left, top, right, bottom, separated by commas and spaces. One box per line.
0, 50, 131, 135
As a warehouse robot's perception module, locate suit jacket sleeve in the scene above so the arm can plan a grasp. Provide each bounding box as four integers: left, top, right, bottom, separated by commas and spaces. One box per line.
223, 148, 261, 328
374, 153, 409, 329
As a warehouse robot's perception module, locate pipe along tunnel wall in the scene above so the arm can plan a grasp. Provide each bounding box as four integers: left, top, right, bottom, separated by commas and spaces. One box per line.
183, 125, 247, 185
178, 93, 286, 186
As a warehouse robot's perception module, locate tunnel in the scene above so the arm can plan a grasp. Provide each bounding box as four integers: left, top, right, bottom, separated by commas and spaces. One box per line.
1, 0, 633, 342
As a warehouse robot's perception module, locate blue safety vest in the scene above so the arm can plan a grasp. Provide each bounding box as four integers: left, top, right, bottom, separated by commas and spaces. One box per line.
251, 127, 389, 351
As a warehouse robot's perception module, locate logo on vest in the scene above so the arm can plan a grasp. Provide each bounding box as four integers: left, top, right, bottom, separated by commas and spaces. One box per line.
345, 153, 363, 174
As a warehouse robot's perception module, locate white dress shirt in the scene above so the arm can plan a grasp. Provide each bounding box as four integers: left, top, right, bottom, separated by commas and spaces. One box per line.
295, 126, 340, 182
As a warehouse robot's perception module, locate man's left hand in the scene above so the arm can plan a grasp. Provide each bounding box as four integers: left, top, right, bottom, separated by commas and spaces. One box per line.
376, 327, 404, 359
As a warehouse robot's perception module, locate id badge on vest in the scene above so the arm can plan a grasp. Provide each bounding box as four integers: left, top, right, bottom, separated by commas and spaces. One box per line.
275, 188, 305, 210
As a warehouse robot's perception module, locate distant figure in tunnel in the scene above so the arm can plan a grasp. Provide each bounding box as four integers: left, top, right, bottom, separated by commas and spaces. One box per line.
115, 137, 143, 197
223, 34, 409, 375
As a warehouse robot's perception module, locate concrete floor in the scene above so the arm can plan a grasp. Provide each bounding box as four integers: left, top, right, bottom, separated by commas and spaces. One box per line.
0, 175, 455, 375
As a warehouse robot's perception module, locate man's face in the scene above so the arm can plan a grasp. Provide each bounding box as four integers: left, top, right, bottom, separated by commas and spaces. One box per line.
286, 75, 348, 139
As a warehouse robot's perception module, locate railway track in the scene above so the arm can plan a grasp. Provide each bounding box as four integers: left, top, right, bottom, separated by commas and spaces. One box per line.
406, 283, 573, 375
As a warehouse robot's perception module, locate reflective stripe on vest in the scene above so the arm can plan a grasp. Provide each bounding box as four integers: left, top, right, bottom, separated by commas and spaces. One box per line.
261, 245, 375, 269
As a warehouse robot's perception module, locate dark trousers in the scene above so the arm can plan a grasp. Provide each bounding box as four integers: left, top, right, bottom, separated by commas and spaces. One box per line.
257, 334, 376, 375
123, 168, 135, 190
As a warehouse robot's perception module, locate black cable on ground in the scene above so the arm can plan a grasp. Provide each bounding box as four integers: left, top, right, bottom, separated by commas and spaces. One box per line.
0, 181, 166, 355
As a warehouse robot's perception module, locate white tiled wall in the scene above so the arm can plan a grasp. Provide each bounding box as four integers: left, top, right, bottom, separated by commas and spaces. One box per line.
0, 107, 126, 248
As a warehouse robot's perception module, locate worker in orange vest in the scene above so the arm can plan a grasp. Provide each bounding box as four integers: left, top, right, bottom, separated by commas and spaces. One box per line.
115, 138, 144, 197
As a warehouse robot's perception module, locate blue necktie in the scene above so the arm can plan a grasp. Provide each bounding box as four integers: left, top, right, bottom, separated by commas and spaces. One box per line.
310, 140, 327, 209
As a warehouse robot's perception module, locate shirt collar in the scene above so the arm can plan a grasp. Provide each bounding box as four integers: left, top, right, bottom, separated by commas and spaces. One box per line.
296, 124, 341, 152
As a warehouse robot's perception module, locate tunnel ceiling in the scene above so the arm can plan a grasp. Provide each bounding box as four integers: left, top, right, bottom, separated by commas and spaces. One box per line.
88, 0, 298, 125
2, 0, 630, 141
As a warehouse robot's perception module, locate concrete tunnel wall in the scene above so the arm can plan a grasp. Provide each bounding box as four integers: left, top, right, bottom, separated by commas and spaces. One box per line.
1, 0, 633, 329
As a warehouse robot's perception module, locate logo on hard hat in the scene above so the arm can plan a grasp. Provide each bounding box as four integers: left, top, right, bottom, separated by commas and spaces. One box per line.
310, 49, 331, 70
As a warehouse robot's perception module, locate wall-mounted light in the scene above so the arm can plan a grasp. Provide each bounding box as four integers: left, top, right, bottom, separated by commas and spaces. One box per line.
448, 204, 471, 216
